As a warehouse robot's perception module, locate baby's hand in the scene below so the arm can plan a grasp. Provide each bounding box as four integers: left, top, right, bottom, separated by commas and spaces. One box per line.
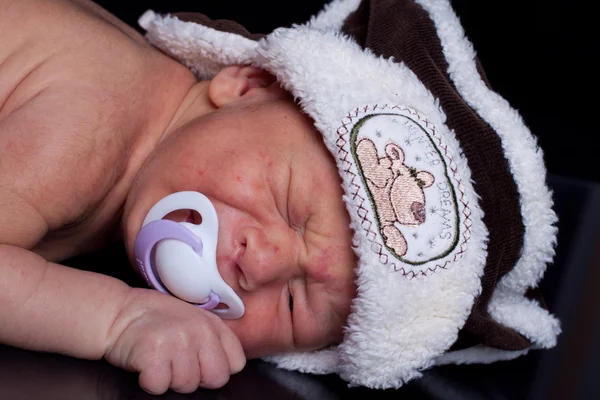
104, 289, 245, 394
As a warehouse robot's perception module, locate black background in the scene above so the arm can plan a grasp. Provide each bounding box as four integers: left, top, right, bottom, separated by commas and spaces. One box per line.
93, 0, 596, 183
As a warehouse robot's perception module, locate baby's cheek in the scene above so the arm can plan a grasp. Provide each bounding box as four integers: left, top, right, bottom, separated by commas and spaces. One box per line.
221, 290, 291, 358
308, 248, 336, 282
307, 239, 356, 284
247, 178, 268, 200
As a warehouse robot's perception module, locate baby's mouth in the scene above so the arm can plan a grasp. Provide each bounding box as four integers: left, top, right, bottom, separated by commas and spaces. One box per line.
163, 209, 240, 288
136, 191, 245, 318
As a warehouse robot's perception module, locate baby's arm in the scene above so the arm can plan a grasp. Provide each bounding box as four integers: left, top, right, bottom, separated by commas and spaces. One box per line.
0, 244, 130, 359
0, 195, 244, 394
0, 114, 245, 395
0, 0, 244, 392
0, 243, 245, 394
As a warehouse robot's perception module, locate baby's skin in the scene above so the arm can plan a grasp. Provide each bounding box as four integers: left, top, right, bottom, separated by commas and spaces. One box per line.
0, 0, 356, 394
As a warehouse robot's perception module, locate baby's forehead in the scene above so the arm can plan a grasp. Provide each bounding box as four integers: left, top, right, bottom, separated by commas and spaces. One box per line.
185, 101, 326, 161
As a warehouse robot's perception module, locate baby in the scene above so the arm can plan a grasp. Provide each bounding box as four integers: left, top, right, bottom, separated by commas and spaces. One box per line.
0, 0, 560, 395
0, 0, 354, 394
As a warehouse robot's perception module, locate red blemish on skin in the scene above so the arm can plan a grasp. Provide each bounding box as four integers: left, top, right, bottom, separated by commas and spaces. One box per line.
273, 245, 280, 253
198, 170, 205, 176
268, 161, 273, 168
313, 266, 333, 282
310, 249, 337, 282
236, 176, 243, 182
5, 141, 13, 150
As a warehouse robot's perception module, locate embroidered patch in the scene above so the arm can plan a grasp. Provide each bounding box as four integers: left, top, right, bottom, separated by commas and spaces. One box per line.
336, 105, 471, 277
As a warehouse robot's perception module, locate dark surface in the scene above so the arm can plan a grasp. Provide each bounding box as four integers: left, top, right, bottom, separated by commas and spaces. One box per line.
2, 174, 599, 400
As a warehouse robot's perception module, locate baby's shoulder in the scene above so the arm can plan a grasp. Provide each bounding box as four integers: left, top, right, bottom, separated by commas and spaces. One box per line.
0, 0, 186, 258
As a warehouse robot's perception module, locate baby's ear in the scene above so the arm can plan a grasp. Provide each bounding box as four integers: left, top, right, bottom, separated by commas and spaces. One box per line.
208, 66, 278, 107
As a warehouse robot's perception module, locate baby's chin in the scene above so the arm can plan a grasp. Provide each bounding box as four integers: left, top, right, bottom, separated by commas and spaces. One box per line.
235, 328, 341, 360
243, 345, 289, 360
243, 342, 336, 360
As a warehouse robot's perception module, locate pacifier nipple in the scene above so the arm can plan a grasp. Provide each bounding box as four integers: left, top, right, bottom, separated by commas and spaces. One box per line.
133, 191, 245, 319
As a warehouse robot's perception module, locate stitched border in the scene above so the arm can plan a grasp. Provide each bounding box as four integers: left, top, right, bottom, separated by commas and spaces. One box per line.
336, 104, 472, 278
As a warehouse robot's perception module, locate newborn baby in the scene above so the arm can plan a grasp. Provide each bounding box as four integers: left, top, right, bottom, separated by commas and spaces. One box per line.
0, 0, 355, 394
0, 0, 560, 395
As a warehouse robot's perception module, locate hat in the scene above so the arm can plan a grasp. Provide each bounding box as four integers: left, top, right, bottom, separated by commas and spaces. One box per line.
138, 0, 559, 389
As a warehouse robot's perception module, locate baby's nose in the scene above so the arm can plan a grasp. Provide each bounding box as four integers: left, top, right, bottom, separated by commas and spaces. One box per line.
236, 226, 297, 290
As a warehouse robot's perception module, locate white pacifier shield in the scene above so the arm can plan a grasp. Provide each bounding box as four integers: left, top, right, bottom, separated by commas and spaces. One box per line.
142, 191, 245, 319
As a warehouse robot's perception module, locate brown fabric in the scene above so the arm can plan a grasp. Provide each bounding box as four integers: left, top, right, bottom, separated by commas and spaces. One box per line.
172, 12, 265, 41
342, 0, 531, 351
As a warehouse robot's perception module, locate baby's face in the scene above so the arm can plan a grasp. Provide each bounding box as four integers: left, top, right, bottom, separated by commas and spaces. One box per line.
124, 80, 356, 357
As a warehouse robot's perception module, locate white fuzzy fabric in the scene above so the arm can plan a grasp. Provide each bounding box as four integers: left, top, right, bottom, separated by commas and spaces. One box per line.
138, 0, 559, 389
415, 0, 560, 350
138, 10, 258, 80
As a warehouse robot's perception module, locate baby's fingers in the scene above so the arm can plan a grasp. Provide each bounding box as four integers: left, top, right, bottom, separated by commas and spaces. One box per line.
170, 352, 201, 394
138, 359, 172, 395
218, 322, 246, 374
196, 338, 233, 389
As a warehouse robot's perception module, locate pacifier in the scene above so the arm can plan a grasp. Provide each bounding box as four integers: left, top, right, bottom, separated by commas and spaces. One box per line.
133, 191, 245, 319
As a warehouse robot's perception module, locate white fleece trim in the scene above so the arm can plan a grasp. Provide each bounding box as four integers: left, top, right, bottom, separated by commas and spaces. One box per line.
435, 345, 529, 366
415, 0, 560, 348
264, 347, 340, 375
257, 26, 488, 389
488, 294, 560, 347
138, 10, 258, 80
308, 0, 362, 31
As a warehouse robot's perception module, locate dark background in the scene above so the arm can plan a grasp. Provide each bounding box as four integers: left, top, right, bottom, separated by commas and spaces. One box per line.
93, 0, 596, 183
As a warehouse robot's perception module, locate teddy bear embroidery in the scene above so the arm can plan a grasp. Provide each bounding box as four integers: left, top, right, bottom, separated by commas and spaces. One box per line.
356, 138, 435, 257
338, 105, 471, 274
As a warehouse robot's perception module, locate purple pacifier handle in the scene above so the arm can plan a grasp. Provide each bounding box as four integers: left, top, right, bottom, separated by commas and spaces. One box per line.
133, 219, 220, 310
